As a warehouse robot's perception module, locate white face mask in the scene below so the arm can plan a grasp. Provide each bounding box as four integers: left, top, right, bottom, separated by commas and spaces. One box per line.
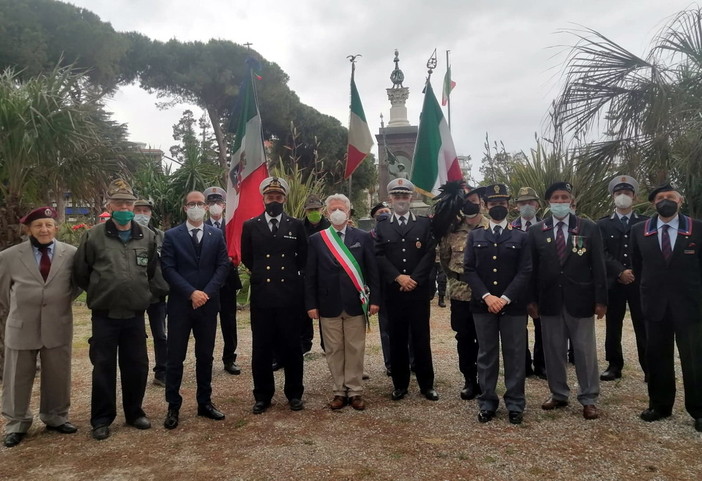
134, 214, 151, 227
519, 205, 537, 219
208, 204, 224, 217
186, 206, 206, 222
393, 200, 410, 215
549, 202, 571, 219
613, 193, 633, 209
329, 209, 348, 226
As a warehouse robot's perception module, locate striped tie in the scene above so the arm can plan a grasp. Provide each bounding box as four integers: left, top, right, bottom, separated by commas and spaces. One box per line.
661, 224, 672, 262
555, 221, 567, 263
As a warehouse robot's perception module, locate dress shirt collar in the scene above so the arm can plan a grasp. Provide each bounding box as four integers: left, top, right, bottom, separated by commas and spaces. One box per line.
657, 214, 679, 231
489, 219, 508, 232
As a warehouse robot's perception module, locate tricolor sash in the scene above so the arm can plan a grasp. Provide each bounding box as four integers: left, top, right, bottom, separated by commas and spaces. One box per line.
319, 227, 370, 317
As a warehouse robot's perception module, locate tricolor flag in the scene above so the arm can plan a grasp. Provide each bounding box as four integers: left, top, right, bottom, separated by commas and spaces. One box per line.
225, 65, 269, 265
441, 65, 456, 106
344, 67, 374, 179
410, 79, 462, 196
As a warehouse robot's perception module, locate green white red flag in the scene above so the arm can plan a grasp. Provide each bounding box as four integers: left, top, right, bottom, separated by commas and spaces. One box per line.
441, 66, 456, 106
344, 68, 374, 179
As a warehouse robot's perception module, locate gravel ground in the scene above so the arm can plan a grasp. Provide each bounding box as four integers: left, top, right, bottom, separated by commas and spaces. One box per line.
1, 300, 700, 481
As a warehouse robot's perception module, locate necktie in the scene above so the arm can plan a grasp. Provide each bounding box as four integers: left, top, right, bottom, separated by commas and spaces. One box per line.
337, 231, 344, 242
38, 245, 51, 281
525, 220, 532, 230
214, 221, 220, 229
555, 221, 567, 263
270, 218, 278, 234
191, 228, 200, 246
399, 215, 406, 227
494, 225, 502, 237
661, 224, 672, 261
621, 216, 628, 227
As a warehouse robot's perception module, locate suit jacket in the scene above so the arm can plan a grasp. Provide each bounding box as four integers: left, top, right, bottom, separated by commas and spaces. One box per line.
597, 211, 648, 289
463, 224, 532, 314
374, 213, 437, 300
241, 213, 308, 309
528, 214, 608, 317
161, 223, 230, 310
205, 218, 243, 291
305, 226, 380, 317
631, 214, 702, 323
0, 240, 79, 350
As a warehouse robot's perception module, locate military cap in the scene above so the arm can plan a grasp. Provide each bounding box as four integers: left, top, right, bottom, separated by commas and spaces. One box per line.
259, 176, 289, 196
647, 182, 678, 202
515, 186, 539, 202
608, 175, 639, 195
204, 186, 226, 203
134, 199, 153, 208
107, 179, 137, 201
20, 206, 57, 225
387, 178, 414, 195
483, 183, 510, 201
544, 181, 573, 200
370, 202, 390, 218
465, 185, 486, 199
303, 194, 323, 210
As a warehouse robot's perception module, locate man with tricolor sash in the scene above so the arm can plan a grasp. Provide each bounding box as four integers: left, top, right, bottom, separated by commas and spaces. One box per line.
305, 194, 379, 410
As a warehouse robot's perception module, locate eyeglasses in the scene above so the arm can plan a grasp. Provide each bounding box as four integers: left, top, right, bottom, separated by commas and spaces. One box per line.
185, 202, 206, 208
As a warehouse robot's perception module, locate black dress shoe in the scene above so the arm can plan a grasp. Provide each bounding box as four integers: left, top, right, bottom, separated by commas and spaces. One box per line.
509, 411, 524, 425
92, 425, 110, 441
460, 381, 481, 400
164, 409, 179, 430
695, 418, 702, 433
391, 388, 408, 401
46, 422, 78, 434
272, 361, 282, 371
128, 416, 152, 430
289, 398, 304, 411
422, 389, 439, 401
224, 362, 241, 375
198, 403, 225, 420
478, 410, 496, 423
640, 408, 671, 422
253, 401, 271, 415
3, 432, 26, 447
600, 366, 622, 381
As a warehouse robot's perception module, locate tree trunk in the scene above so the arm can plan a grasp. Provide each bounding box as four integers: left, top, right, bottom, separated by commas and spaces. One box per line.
207, 106, 229, 183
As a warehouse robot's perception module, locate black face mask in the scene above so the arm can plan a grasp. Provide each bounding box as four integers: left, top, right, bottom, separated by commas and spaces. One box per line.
265, 201, 284, 217
462, 202, 480, 216
488, 205, 508, 222
655, 199, 678, 218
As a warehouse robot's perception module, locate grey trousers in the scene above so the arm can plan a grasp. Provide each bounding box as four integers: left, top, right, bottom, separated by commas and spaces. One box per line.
473, 313, 527, 412
540, 308, 600, 406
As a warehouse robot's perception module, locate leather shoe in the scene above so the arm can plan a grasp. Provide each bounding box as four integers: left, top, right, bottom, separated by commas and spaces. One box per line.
46, 422, 78, 434
164, 409, 179, 430
224, 362, 241, 375
289, 398, 304, 411
583, 405, 599, 420
3, 432, 25, 447
541, 397, 569, 410
350, 396, 366, 411
198, 403, 225, 420
509, 411, 524, 425
92, 425, 110, 441
391, 388, 408, 401
272, 361, 282, 371
422, 389, 439, 401
252, 400, 271, 415
460, 381, 481, 400
640, 408, 671, 422
478, 410, 495, 423
600, 366, 622, 381
695, 418, 702, 433
153, 377, 166, 387
128, 416, 151, 430
329, 396, 347, 410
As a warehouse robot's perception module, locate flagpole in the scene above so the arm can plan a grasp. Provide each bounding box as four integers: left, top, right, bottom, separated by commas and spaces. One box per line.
347, 55, 359, 199
446, 50, 451, 132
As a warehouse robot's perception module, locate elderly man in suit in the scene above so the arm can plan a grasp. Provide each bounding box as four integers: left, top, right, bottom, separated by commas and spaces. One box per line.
527, 182, 607, 420
632, 183, 702, 433
161, 191, 230, 429
305, 194, 380, 410
0, 207, 79, 448
241, 177, 308, 414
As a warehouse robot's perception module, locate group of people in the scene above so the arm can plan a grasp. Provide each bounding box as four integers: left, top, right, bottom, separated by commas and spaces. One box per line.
1, 173, 701, 448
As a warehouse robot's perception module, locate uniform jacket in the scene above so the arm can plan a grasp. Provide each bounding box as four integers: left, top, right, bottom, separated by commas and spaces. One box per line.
303, 216, 331, 237
463, 224, 532, 314
597, 212, 647, 289
241, 213, 308, 309
205, 218, 243, 291
510, 216, 541, 231
374, 213, 436, 300
439, 216, 490, 301
305, 226, 380, 317
0, 240, 79, 350
631, 214, 702, 323
528, 214, 608, 318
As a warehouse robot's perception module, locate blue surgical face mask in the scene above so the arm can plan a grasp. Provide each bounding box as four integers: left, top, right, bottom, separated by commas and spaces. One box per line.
134, 214, 151, 227
549, 202, 571, 219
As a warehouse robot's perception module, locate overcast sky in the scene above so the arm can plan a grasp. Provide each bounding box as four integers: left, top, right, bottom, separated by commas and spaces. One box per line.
70, 0, 696, 177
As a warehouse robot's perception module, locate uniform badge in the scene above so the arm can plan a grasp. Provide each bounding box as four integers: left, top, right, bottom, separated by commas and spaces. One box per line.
44, 208, 53, 216
416, 241, 422, 248
546, 238, 552, 243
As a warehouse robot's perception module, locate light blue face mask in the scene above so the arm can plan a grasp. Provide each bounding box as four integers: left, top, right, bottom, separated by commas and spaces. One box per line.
549, 202, 571, 219
134, 214, 151, 226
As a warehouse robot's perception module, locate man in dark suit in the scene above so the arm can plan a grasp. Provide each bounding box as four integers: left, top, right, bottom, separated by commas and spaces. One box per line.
375, 178, 438, 401
160, 191, 230, 429
597, 176, 648, 381
204, 186, 243, 375
527, 182, 607, 420
632, 183, 702, 433
241, 177, 308, 414
464, 184, 532, 425
305, 194, 380, 410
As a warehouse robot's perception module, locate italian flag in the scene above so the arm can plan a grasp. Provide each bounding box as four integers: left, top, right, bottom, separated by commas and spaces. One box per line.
344, 69, 374, 179
441, 65, 456, 106
225, 68, 269, 265
410, 80, 462, 197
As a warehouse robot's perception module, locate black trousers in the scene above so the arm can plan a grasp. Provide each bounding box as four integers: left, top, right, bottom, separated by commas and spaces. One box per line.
250, 305, 304, 402
89, 312, 148, 427
165, 301, 218, 410
146, 301, 168, 380
218, 284, 238, 364
525, 317, 545, 373
387, 295, 434, 392
450, 299, 479, 382
605, 282, 647, 373
646, 306, 702, 419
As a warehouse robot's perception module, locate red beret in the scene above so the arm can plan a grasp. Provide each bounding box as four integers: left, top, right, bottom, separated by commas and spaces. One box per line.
20, 206, 57, 225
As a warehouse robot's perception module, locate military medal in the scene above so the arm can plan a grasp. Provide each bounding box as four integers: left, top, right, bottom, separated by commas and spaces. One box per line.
573, 235, 586, 255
